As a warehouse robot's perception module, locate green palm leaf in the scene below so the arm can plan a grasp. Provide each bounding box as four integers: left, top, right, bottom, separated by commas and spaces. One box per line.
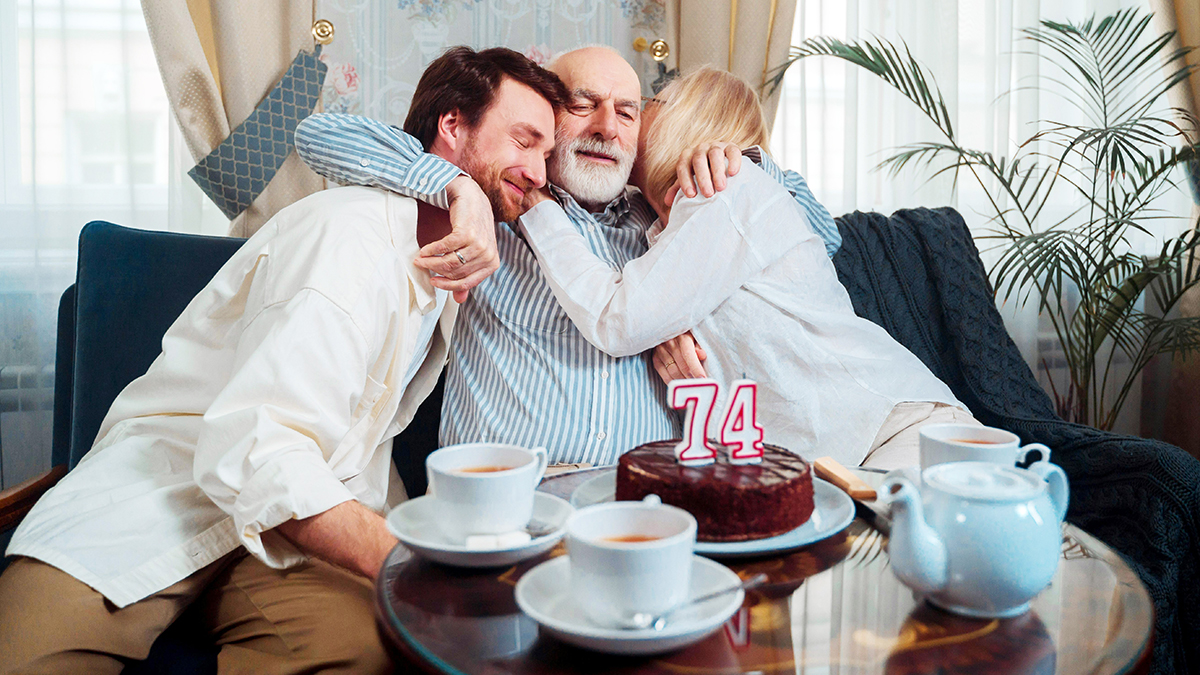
770, 8, 1199, 428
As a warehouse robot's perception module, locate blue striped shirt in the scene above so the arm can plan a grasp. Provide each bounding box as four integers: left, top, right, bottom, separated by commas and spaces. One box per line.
294, 113, 841, 465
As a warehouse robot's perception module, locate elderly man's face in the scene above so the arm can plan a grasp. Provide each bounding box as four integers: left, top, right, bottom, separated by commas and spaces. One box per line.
547, 48, 641, 210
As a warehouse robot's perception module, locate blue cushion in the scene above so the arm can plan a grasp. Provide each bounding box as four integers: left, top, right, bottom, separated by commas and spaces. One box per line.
68, 222, 245, 468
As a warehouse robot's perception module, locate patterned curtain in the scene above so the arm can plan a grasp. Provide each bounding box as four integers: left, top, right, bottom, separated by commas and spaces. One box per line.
141, 0, 324, 237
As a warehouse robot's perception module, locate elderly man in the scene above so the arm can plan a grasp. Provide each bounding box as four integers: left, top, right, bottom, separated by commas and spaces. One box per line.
296, 46, 839, 467
0, 47, 566, 675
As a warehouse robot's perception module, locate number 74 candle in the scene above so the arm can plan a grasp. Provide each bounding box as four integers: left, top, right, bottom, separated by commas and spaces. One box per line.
667, 378, 765, 466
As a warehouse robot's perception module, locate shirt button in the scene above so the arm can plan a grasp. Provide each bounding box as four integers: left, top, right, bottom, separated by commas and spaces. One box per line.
588, 225, 596, 232
600, 370, 609, 379
359, 158, 371, 167
419, 177, 428, 186
597, 431, 607, 440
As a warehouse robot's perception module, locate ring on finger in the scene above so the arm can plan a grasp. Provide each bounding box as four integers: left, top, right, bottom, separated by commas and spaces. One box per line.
455, 250, 467, 265
664, 360, 676, 368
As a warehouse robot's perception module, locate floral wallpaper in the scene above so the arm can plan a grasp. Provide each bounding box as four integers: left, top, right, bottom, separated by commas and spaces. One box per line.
316, 0, 668, 124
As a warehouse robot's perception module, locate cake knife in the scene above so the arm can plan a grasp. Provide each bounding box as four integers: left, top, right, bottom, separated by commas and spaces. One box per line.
814, 457, 891, 535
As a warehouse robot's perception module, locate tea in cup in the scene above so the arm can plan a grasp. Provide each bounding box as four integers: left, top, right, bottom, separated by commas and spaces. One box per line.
425, 443, 549, 543
565, 497, 697, 628
919, 424, 1050, 471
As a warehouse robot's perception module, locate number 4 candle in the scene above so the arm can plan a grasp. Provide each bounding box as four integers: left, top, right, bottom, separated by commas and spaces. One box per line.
668, 378, 765, 466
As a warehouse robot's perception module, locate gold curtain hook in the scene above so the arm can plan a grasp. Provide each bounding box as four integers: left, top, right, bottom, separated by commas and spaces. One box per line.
633, 37, 670, 62
312, 19, 335, 45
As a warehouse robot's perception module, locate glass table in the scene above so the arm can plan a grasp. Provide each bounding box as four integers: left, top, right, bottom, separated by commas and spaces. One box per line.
376, 468, 1153, 674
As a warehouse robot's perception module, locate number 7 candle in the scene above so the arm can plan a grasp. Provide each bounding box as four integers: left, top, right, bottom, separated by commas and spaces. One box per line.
668, 379, 720, 465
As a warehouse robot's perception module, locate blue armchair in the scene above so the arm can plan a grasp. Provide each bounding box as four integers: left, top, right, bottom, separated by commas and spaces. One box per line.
0, 221, 439, 672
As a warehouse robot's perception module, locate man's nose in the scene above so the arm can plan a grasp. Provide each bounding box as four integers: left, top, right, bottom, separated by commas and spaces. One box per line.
588, 104, 619, 140
522, 157, 547, 189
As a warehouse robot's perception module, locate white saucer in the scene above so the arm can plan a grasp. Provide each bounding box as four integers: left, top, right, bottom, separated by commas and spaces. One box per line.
386, 492, 572, 568
514, 555, 742, 655
570, 470, 855, 558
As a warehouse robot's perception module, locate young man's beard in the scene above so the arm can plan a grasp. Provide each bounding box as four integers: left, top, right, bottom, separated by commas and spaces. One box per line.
461, 138, 533, 223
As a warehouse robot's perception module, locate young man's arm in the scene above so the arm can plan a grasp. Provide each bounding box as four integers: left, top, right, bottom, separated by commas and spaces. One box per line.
192, 290, 398, 580
276, 501, 395, 579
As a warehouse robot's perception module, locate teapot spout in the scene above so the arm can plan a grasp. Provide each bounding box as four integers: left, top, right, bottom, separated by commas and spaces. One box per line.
880, 474, 947, 594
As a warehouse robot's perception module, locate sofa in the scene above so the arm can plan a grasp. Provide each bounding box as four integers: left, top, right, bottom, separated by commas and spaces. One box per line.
833, 207, 1200, 674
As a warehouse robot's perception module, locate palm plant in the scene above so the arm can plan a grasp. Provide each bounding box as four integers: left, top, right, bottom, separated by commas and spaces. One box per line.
769, 8, 1200, 430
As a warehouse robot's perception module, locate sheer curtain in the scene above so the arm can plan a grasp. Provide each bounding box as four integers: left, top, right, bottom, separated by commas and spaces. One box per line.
769, 0, 1191, 435
0, 0, 179, 488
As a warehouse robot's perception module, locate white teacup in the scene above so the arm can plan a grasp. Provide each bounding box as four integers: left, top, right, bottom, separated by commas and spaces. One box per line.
919, 423, 1051, 471
565, 496, 697, 629
425, 443, 548, 543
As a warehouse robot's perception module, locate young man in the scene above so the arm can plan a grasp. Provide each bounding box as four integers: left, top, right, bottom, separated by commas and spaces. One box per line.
296, 46, 840, 467
0, 46, 566, 674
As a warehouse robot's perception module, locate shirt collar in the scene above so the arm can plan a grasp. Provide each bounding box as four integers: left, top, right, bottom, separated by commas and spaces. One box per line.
389, 193, 438, 313
547, 184, 635, 229
645, 219, 666, 246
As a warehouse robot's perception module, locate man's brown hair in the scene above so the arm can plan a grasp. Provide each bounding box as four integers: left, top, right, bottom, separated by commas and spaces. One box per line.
404, 46, 569, 150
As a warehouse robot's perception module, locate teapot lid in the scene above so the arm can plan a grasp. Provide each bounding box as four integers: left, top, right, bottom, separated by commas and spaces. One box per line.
923, 462, 1042, 501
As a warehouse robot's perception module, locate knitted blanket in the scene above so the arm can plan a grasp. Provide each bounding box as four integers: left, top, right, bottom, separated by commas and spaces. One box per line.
833, 207, 1200, 674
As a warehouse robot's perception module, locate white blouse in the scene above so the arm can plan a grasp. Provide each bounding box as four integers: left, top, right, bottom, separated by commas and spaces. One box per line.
519, 162, 963, 466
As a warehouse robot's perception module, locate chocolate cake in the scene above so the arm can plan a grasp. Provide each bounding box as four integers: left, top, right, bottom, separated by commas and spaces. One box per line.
615, 440, 814, 542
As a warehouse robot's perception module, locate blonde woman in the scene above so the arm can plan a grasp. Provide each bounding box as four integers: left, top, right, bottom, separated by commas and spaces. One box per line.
519, 67, 977, 469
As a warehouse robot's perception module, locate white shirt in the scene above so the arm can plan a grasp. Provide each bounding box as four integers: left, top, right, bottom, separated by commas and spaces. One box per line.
8, 186, 456, 608
519, 162, 963, 466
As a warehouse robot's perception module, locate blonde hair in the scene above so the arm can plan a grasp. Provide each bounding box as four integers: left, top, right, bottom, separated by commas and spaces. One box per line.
640, 67, 770, 204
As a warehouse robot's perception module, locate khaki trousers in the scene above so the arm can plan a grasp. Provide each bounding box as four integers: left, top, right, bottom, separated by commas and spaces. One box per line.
860, 401, 982, 470
0, 552, 393, 675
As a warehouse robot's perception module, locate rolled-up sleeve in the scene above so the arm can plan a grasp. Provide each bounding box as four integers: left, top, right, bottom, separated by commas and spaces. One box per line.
193, 289, 375, 569
295, 113, 461, 210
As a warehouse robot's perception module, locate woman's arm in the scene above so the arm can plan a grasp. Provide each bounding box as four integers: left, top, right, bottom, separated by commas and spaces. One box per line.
519, 163, 817, 356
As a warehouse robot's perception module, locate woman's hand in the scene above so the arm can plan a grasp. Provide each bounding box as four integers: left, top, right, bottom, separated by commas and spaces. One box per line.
653, 332, 708, 384
667, 141, 743, 206
522, 185, 554, 211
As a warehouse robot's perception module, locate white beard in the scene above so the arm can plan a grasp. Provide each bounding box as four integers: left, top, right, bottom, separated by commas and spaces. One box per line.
549, 135, 635, 208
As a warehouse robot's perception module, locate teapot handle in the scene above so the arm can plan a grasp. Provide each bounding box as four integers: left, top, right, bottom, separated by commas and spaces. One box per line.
1029, 461, 1069, 523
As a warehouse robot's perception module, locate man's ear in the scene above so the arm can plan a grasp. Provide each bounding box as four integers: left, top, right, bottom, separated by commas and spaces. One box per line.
434, 109, 466, 156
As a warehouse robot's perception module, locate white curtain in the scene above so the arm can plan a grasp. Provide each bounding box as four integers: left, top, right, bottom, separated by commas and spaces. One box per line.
769, 0, 1191, 435
0, 0, 181, 488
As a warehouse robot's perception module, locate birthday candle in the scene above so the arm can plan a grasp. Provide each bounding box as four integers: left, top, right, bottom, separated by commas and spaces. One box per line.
720, 380, 764, 464
669, 378, 719, 465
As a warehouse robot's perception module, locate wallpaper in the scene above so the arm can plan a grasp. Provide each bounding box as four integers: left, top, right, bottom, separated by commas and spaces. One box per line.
316, 0, 669, 124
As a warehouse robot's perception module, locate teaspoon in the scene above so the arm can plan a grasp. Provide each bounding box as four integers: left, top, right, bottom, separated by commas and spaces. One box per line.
623, 573, 768, 631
